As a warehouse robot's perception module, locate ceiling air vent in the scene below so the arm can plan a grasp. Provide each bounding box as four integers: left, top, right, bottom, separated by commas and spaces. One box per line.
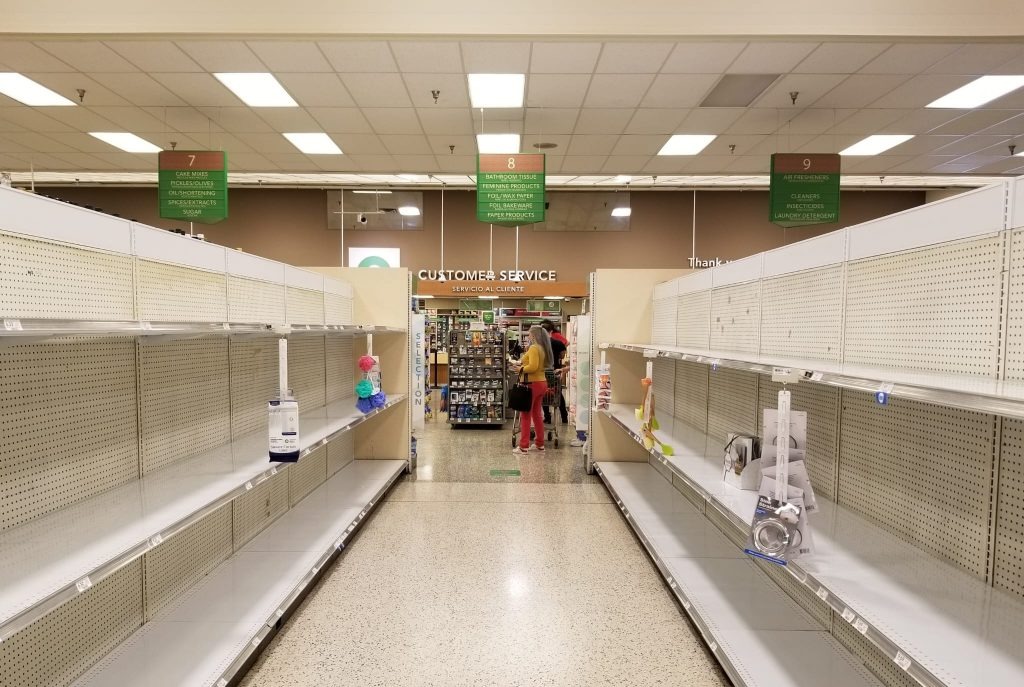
699, 74, 781, 108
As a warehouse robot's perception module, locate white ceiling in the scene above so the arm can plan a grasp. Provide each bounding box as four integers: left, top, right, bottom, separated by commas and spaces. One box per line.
1, 38, 1023, 180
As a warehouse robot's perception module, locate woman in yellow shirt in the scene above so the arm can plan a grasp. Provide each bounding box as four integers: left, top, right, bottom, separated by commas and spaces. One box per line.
512, 325, 554, 454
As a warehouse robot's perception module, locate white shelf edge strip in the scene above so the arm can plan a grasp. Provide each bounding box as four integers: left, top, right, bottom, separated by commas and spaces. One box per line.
71, 459, 407, 687
0, 394, 407, 643
602, 404, 1024, 687
602, 342, 1024, 421
594, 462, 884, 687
0, 320, 380, 341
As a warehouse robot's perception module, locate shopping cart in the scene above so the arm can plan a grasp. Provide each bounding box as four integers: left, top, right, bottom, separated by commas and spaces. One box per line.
511, 369, 563, 448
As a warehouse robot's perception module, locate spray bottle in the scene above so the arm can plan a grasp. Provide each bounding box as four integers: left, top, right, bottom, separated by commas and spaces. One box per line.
269, 338, 300, 462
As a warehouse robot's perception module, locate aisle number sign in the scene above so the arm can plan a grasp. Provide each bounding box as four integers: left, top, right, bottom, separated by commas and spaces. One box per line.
159, 150, 228, 224
476, 154, 545, 226
769, 153, 840, 227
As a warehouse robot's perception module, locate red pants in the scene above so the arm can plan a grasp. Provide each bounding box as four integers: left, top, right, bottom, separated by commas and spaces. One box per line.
520, 380, 548, 449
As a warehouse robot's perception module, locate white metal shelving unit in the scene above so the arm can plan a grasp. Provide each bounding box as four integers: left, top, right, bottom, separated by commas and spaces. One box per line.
72, 458, 406, 687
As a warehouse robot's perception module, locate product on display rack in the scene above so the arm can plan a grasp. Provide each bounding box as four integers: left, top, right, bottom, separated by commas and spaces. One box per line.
447, 327, 506, 426
594, 355, 611, 412
355, 335, 387, 414
635, 361, 674, 455
269, 338, 300, 462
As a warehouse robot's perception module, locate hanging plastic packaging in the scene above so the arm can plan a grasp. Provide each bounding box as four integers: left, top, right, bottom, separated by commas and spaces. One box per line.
269, 338, 300, 462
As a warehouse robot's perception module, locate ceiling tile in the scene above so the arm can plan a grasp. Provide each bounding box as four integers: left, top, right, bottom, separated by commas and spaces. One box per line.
472, 119, 523, 134
175, 41, 266, 71
583, 74, 655, 108
434, 155, 475, 172
277, 73, 354, 107
264, 153, 317, 171
530, 42, 602, 74
992, 55, 1024, 76
403, 74, 469, 107
330, 133, 387, 155
726, 109, 784, 135
35, 41, 138, 72
756, 74, 845, 108
106, 41, 203, 72
0, 114, 28, 132
885, 109, 963, 135
253, 108, 321, 132
543, 156, 564, 173
527, 75, 591, 108
2, 132, 79, 153
389, 154, 437, 171
596, 43, 673, 74
748, 134, 819, 156
141, 106, 211, 132
427, 135, 477, 155
724, 156, 771, 173
567, 135, 620, 156
860, 43, 962, 74
642, 156, 694, 173
0, 108, 75, 132
934, 135, 1014, 156
641, 74, 719, 108
968, 156, 1024, 174
661, 42, 746, 73
829, 109, 913, 135
573, 109, 633, 135
611, 135, 666, 155
226, 152, 276, 170
781, 109, 855, 135
247, 41, 332, 72
677, 108, 745, 134
601, 156, 650, 172
800, 133, 861, 153
378, 134, 433, 155
624, 109, 688, 134
869, 74, 974, 108
318, 41, 398, 72
728, 42, 817, 74
90, 73, 186, 107
0, 42, 74, 71
236, 133, 297, 154
521, 133, 571, 152
524, 108, 579, 134
461, 42, 530, 73
26, 73, 130, 106
704, 135, 767, 156
976, 113, 1024, 135
340, 74, 411, 107
308, 107, 374, 134
417, 108, 474, 135
50, 152, 119, 170
927, 43, 1024, 74
929, 110, 1022, 135
471, 108, 524, 121
391, 42, 462, 73
179, 132, 254, 153
560, 156, 609, 173
308, 153, 347, 171
151, 73, 241, 107
0, 153, 29, 168
689, 156, 744, 173
41, 107, 122, 132
362, 108, 423, 134
197, 107, 276, 133
793, 43, 890, 73
812, 74, 910, 108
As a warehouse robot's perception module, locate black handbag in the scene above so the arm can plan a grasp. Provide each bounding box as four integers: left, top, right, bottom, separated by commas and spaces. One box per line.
508, 370, 533, 412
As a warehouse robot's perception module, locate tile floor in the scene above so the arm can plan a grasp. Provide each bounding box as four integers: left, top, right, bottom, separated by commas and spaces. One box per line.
239, 417, 728, 687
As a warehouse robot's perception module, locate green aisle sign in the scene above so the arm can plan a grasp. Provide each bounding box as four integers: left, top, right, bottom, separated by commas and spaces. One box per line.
482, 311, 495, 324
159, 150, 228, 224
527, 299, 561, 312
769, 153, 840, 227
476, 154, 545, 226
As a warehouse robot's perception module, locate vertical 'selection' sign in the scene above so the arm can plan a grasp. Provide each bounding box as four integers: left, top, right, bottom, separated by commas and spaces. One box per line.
159, 150, 228, 224
476, 154, 545, 226
769, 153, 840, 227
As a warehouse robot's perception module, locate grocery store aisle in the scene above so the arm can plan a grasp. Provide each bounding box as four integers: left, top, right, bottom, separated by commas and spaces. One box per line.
240, 421, 728, 687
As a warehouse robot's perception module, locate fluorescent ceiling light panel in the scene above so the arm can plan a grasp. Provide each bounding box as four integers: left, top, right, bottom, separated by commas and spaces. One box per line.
214, 73, 298, 107
658, 134, 717, 156
839, 134, 914, 156
611, 207, 632, 217
480, 295, 499, 299
700, 74, 780, 108
398, 206, 421, 216
613, 175, 632, 183
0, 73, 76, 106
89, 132, 162, 153
468, 74, 525, 108
352, 189, 391, 194
477, 133, 521, 154
283, 132, 342, 155
927, 75, 1024, 109
399, 174, 430, 182
414, 294, 435, 299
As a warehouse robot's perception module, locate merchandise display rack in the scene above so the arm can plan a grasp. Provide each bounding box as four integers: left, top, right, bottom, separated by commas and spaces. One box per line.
447, 327, 506, 426
588, 178, 1024, 687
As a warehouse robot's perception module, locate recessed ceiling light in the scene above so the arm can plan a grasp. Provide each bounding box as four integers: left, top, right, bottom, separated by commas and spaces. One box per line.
414, 294, 435, 299
468, 74, 525, 108
658, 135, 717, 156
613, 175, 632, 184
399, 174, 429, 182
283, 132, 342, 155
480, 295, 499, 299
927, 75, 1024, 109
89, 132, 162, 153
398, 206, 421, 216
477, 133, 520, 154
352, 189, 392, 194
0, 73, 76, 106
839, 134, 914, 156
611, 207, 632, 217
700, 74, 781, 108
214, 73, 298, 107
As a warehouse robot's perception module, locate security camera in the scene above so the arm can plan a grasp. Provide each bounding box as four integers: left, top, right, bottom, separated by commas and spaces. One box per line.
356, 213, 368, 224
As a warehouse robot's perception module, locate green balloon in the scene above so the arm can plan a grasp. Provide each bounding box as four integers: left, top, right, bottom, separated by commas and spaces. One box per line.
358, 255, 390, 268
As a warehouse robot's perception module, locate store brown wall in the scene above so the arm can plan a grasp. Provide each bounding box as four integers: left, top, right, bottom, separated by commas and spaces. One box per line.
45, 187, 924, 282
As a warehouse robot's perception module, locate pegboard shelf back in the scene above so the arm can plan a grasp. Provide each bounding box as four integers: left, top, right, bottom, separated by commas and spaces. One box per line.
71, 459, 405, 687
601, 402, 1024, 687
0, 395, 407, 643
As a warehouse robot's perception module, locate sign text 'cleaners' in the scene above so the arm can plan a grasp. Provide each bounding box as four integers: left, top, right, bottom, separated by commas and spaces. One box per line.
476, 154, 545, 226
